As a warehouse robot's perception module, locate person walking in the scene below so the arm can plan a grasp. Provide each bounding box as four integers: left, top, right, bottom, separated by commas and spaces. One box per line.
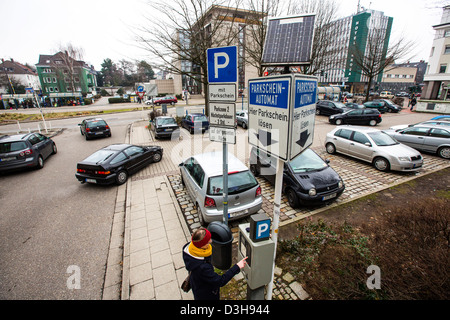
182, 227, 247, 300
410, 95, 417, 111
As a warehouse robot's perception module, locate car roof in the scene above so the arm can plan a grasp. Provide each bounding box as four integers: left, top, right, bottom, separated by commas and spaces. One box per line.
84, 117, 106, 122
411, 124, 450, 130
334, 126, 380, 133
191, 152, 248, 176
0, 133, 32, 142
102, 144, 133, 151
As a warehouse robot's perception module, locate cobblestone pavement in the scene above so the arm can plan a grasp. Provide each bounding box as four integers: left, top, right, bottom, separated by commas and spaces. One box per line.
123, 120, 449, 301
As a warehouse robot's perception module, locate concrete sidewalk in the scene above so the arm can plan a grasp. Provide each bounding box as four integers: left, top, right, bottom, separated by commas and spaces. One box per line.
102, 121, 310, 301
102, 121, 194, 300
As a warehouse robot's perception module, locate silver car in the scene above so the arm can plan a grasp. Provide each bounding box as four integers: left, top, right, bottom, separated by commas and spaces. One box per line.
236, 110, 248, 129
384, 124, 450, 159
179, 152, 262, 225
325, 126, 423, 172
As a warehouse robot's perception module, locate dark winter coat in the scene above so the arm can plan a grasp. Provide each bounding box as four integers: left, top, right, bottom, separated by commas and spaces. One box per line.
182, 243, 240, 300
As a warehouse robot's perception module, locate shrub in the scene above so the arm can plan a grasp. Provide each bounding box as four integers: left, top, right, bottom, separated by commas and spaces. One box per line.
108, 97, 130, 104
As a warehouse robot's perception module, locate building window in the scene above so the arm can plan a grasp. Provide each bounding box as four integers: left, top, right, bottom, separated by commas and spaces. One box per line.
445, 29, 450, 37
439, 64, 447, 73
445, 45, 450, 54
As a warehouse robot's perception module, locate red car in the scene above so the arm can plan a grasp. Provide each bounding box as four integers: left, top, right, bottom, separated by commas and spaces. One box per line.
148, 96, 178, 106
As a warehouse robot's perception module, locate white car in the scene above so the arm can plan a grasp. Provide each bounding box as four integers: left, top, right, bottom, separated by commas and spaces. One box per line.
179, 152, 262, 225
325, 126, 423, 172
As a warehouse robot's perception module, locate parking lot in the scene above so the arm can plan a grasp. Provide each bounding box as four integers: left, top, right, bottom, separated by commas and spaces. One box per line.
129, 119, 450, 235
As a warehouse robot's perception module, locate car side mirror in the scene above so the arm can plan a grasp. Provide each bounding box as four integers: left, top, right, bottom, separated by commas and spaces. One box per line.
179, 162, 184, 167
78, 123, 81, 126
365, 142, 372, 147
325, 159, 330, 164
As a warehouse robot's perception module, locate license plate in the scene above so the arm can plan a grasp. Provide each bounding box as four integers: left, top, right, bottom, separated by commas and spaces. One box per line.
228, 209, 248, 218
164, 128, 173, 132
0, 157, 15, 162
322, 193, 337, 201
95, 132, 103, 135
86, 178, 97, 183
413, 163, 422, 168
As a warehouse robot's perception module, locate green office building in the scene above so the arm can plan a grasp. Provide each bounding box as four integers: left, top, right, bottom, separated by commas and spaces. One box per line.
319, 9, 393, 92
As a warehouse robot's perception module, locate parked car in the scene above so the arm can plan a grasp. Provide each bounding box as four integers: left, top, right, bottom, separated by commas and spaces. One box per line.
430, 115, 450, 121
390, 120, 450, 131
150, 116, 180, 139
316, 100, 349, 116
383, 124, 450, 159
152, 95, 178, 106
329, 109, 382, 126
396, 91, 409, 97
345, 102, 365, 109
373, 99, 401, 113
179, 152, 262, 225
363, 101, 388, 113
380, 91, 394, 99
76, 144, 163, 185
325, 126, 423, 172
181, 113, 210, 134
78, 118, 111, 140
236, 110, 248, 129
0, 133, 57, 172
249, 147, 344, 208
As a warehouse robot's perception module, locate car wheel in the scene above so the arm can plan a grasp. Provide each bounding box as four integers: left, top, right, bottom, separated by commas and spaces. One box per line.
171, 102, 175, 105
369, 120, 377, 126
116, 170, 128, 185
52, 143, 58, 154
373, 157, 390, 172
250, 164, 260, 177
326, 142, 336, 154
286, 188, 299, 208
335, 119, 343, 125
36, 155, 44, 169
153, 152, 162, 162
438, 146, 450, 159
242, 122, 247, 129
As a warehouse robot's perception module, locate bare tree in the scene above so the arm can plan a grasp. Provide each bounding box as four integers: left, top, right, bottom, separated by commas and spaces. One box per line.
350, 28, 415, 101
135, 0, 248, 112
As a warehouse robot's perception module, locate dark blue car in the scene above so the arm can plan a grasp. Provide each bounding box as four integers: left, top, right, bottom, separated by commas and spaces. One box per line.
181, 113, 209, 134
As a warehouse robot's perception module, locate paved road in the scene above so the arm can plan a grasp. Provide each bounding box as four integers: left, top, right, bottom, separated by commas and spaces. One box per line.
0, 123, 127, 299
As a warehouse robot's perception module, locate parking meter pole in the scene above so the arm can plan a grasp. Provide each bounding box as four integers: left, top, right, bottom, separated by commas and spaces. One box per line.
247, 286, 265, 300
222, 138, 229, 225
266, 158, 284, 300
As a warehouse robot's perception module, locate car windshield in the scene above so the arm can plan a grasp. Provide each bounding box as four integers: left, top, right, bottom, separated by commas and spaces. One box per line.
0, 141, 27, 153
208, 170, 258, 195
87, 120, 107, 128
289, 149, 327, 172
194, 115, 208, 122
157, 118, 177, 125
84, 149, 116, 164
368, 131, 399, 146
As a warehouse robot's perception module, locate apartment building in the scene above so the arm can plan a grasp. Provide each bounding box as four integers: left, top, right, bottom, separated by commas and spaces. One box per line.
0, 58, 41, 94
422, 5, 450, 100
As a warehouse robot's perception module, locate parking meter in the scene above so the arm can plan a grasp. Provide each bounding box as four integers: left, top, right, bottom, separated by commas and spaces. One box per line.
238, 213, 275, 297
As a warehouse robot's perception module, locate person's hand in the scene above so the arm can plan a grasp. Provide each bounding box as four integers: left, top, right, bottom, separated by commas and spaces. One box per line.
237, 257, 248, 269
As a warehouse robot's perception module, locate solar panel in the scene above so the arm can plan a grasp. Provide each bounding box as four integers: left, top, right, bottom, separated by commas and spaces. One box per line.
262, 14, 316, 66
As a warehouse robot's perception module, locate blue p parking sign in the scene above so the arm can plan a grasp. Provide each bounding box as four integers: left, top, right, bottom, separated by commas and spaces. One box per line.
207, 46, 238, 83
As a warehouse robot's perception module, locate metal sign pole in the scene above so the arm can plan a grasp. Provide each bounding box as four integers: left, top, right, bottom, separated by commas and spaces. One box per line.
222, 134, 229, 225
266, 157, 284, 300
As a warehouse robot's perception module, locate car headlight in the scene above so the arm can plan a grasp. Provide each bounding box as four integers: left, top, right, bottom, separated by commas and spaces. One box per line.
338, 180, 344, 188
308, 188, 317, 196
398, 157, 410, 161
330, 115, 335, 119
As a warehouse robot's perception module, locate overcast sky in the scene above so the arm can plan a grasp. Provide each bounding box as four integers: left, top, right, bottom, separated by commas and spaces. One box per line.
0, 0, 445, 71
